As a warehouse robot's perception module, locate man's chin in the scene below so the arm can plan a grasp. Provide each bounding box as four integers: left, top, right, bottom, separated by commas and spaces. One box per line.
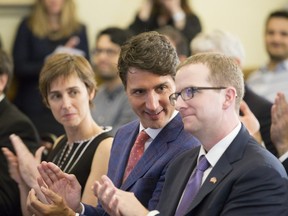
268, 53, 288, 62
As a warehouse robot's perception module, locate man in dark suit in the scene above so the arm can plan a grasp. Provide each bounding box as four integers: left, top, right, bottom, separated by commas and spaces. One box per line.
25, 31, 200, 215
0, 49, 40, 215
90, 52, 288, 216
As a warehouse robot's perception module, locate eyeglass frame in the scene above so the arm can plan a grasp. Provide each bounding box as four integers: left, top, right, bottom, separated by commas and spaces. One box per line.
169, 86, 227, 106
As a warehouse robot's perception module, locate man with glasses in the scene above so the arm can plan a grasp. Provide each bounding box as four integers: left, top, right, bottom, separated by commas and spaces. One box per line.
90, 52, 288, 216
91, 27, 137, 135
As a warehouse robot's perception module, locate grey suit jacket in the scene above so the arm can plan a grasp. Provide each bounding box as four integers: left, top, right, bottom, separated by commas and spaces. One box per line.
156, 125, 288, 216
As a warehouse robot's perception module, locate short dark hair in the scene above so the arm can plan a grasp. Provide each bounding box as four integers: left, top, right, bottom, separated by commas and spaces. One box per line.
118, 31, 179, 88
0, 49, 13, 93
266, 10, 288, 25
96, 27, 134, 47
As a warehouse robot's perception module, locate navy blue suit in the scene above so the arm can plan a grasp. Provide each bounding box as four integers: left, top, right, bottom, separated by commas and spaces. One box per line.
156, 125, 288, 216
83, 114, 200, 215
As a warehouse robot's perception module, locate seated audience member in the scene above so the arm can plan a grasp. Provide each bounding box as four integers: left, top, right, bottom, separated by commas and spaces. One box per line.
88, 53, 288, 216
129, 0, 201, 44
91, 27, 137, 135
271, 92, 288, 174
0, 49, 40, 216
2, 53, 113, 215
25, 31, 200, 216
191, 29, 276, 156
247, 10, 288, 102
156, 25, 190, 62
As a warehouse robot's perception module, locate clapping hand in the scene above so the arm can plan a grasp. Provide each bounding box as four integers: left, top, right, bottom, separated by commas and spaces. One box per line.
271, 92, 288, 156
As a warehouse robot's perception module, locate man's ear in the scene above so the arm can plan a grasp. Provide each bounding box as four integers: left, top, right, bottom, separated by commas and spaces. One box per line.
223, 87, 237, 109
0, 74, 8, 93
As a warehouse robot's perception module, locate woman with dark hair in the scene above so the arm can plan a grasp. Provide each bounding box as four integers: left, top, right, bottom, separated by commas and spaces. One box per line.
129, 0, 202, 43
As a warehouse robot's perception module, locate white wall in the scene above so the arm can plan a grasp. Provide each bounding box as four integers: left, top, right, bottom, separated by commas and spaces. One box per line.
192, 0, 288, 68
0, 0, 287, 68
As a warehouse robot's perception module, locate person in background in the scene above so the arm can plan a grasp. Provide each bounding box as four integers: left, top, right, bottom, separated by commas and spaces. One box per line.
2, 53, 112, 215
247, 10, 288, 103
129, 0, 201, 44
156, 25, 189, 62
0, 49, 40, 216
24, 31, 200, 216
271, 92, 288, 174
91, 52, 288, 216
191, 29, 276, 156
91, 27, 137, 135
12, 0, 90, 138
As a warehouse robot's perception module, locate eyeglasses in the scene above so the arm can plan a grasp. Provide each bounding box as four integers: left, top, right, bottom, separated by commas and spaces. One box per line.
92, 48, 119, 57
169, 86, 227, 106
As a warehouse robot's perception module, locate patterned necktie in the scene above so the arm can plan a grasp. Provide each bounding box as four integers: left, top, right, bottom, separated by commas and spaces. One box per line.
175, 155, 210, 216
123, 130, 150, 181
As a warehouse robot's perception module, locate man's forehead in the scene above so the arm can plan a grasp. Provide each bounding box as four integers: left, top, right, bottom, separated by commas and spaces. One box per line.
176, 64, 210, 87
267, 17, 288, 28
177, 63, 209, 78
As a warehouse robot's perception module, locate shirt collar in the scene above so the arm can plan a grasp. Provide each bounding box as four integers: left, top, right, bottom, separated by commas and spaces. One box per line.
0, 94, 5, 102
139, 110, 178, 140
198, 122, 241, 167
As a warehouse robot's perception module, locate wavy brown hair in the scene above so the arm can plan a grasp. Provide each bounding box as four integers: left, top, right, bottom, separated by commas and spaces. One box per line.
118, 31, 179, 88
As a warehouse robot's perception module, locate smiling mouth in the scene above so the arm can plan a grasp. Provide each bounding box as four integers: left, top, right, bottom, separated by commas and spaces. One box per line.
145, 110, 162, 118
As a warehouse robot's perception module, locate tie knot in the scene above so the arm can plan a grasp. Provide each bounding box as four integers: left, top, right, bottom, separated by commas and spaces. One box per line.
135, 130, 150, 145
197, 155, 210, 172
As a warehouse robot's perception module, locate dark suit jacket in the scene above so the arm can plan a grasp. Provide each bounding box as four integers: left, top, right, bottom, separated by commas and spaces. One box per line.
156, 125, 288, 216
243, 85, 276, 156
83, 114, 200, 215
282, 158, 288, 174
0, 97, 40, 216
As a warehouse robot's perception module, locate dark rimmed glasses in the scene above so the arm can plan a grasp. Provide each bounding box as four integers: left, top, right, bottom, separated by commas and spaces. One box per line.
169, 86, 227, 106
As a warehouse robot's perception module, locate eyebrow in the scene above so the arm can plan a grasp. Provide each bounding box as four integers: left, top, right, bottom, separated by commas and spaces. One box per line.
49, 86, 80, 94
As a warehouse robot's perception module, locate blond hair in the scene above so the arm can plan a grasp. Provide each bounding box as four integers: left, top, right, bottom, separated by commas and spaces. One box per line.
28, 0, 81, 40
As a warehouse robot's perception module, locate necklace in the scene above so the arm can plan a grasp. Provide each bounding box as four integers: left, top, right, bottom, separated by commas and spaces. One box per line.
57, 134, 97, 170
55, 126, 111, 171
66, 135, 97, 145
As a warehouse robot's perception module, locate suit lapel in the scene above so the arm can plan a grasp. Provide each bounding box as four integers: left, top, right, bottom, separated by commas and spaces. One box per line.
112, 122, 140, 187
189, 155, 232, 210
121, 114, 184, 190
